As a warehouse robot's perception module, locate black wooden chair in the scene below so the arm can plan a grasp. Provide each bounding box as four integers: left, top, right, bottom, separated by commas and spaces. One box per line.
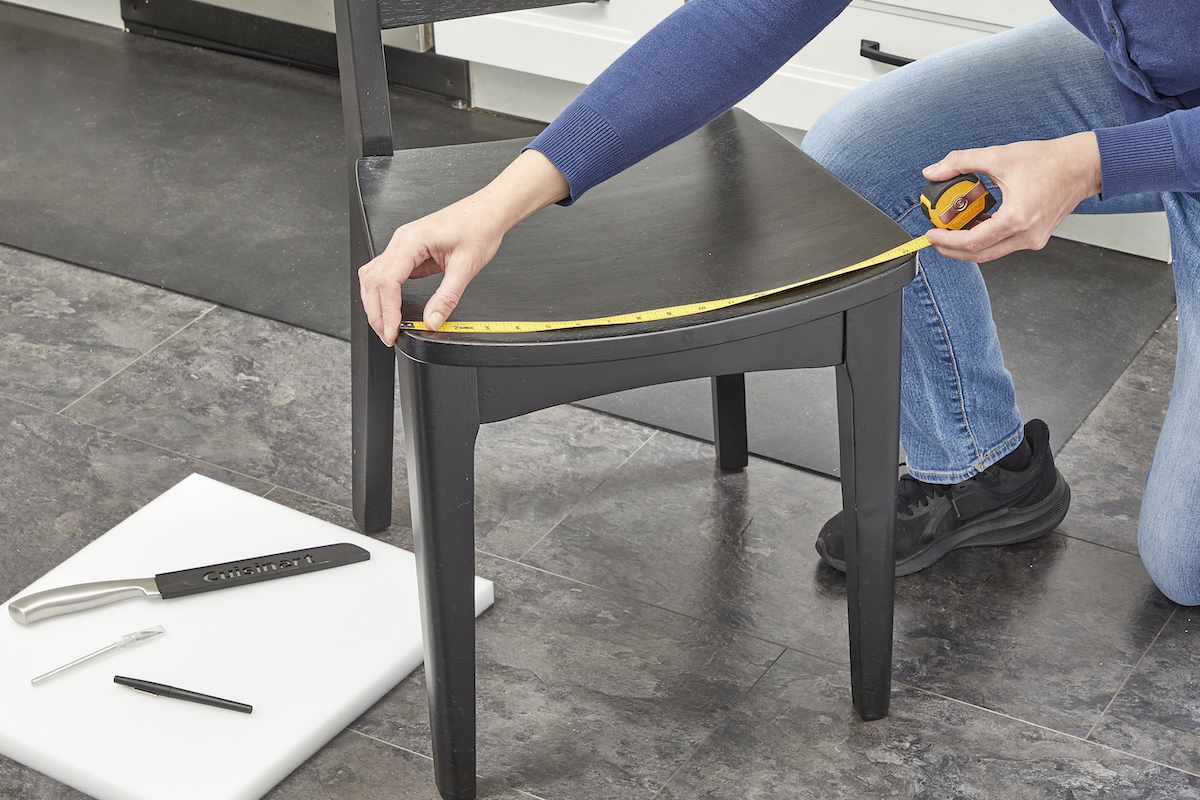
334, 2, 914, 797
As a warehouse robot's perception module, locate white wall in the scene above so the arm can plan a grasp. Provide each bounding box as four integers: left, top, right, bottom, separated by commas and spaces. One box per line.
6, 0, 122, 28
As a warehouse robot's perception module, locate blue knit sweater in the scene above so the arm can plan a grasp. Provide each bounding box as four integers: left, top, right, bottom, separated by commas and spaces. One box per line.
527, 0, 1200, 204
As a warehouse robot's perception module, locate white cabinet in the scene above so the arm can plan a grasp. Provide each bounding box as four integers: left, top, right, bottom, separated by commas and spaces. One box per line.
435, 0, 1055, 129
739, 3, 1002, 131
741, 0, 1056, 129
436, 0, 681, 87
871, 0, 1054, 29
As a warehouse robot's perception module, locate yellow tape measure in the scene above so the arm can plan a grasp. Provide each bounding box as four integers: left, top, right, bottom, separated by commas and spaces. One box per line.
398, 175, 993, 335
399, 236, 931, 334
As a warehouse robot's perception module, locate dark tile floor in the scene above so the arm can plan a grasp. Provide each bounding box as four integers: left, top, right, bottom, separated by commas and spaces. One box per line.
2, 236, 1198, 800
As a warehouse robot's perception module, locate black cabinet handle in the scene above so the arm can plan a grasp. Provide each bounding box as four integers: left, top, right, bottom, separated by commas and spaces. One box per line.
860, 39, 914, 67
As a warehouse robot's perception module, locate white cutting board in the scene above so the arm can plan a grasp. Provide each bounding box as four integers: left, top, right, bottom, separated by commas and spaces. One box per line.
0, 474, 493, 800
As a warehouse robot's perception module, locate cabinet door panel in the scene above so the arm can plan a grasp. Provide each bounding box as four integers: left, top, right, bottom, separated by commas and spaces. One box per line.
435, 0, 683, 86
865, 0, 1056, 30
741, 6, 991, 130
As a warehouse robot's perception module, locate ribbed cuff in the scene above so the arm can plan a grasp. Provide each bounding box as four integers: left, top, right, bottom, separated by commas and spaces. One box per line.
1095, 117, 1177, 199
523, 103, 632, 206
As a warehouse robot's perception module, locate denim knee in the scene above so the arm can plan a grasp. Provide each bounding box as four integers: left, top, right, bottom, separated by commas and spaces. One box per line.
1138, 193, 1200, 606
1139, 498, 1200, 606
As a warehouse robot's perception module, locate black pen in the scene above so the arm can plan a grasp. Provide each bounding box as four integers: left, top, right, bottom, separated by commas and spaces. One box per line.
114, 675, 253, 714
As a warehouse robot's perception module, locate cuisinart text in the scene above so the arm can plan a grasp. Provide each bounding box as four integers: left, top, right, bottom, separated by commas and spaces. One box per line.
202, 553, 316, 582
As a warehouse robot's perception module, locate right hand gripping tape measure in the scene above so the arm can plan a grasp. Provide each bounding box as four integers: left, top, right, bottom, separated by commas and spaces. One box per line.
401, 174, 995, 334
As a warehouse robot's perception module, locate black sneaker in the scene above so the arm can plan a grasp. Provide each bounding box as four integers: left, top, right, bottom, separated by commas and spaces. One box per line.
814, 419, 1070, 576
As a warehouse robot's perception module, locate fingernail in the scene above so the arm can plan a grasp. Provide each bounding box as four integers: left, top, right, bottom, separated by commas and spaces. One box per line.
428, 312, 445, 331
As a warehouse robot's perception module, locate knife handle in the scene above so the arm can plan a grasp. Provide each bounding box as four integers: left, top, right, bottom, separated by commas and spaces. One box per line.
9, 578, 161, 625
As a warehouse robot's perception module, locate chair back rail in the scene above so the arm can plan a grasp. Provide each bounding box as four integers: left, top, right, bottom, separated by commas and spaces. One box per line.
381, 0, 593, 29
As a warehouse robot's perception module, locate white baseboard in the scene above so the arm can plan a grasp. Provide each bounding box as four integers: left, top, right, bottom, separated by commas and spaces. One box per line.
1054, 211, 1171, 263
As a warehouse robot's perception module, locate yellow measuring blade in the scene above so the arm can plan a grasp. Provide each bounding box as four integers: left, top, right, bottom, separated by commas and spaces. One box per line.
399, 235, 929, 334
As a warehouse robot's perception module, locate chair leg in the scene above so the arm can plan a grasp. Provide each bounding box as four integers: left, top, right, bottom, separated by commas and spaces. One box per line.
397, 355, 481, 800
351, 268, 396, 533
834, 292, 903, 721
711, 373, 749, 471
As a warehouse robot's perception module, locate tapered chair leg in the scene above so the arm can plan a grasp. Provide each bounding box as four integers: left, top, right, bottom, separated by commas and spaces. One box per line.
711, 373, 749, 471
397, 355, 481, 800
835, 293, 903, 721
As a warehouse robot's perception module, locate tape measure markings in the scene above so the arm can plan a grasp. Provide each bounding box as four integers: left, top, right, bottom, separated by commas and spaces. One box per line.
397, 174, 994, 335
400, 235, 930, 334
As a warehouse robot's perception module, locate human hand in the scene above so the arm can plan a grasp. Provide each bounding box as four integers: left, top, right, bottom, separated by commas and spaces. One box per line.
358, 195, 505, 345
922, 131, 1102, 263
357, 149, 570, 345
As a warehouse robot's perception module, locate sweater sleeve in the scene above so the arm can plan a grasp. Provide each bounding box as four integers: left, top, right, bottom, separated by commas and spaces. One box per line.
1095, 106, 1200, 198
526, 0, 851, 204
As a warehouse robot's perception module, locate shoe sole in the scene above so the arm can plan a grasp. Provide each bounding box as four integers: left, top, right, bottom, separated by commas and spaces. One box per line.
821, 470, 1071, 577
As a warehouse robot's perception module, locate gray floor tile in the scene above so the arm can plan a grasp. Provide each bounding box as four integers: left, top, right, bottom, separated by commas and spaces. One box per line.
521, 431, 851, 659
1049, 307, 1175, 560
60, 307, 357, 507
658, 649, 1200, 800
0, 754, 91, 800
351, 555, 784, 800
0, 244, 213, 412
1054, 383, 1170, 555
1116, 312, 1178, 397
0, 397, 270, 603
987, 242, 1175, 450
264, 731, 531, 800
471, 407, 656, 559
1090, 610, 1200, 775
889, 533, 1174, 738
519, 425, 1176, 738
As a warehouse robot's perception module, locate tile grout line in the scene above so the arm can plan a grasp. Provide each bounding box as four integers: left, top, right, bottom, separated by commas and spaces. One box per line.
345, 729, 433, 762
649, 649, 788, 800
3, 391, 327, 506
477, 549, 854, 672
56, 304, 219, 415
345, 730, 550, 799
913, 678, 1200, 779
1051, 304, 1175, 453
1083, 603, 1178, 742
513, 428, 662, 563
478, 544, 1200, 783
10, 392, 283, 498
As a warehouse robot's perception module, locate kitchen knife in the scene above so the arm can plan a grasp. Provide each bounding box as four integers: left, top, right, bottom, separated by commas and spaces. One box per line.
9, 542, 371, 625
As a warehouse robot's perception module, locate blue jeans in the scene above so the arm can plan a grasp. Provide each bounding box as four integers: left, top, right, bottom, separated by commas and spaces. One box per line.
801, 15, 1200, 604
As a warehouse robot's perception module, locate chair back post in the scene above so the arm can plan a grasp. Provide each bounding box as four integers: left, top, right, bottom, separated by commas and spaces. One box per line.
334, 0, 394, 163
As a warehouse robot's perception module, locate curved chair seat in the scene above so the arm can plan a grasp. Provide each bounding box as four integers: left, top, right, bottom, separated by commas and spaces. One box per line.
359, 110, 913, 367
